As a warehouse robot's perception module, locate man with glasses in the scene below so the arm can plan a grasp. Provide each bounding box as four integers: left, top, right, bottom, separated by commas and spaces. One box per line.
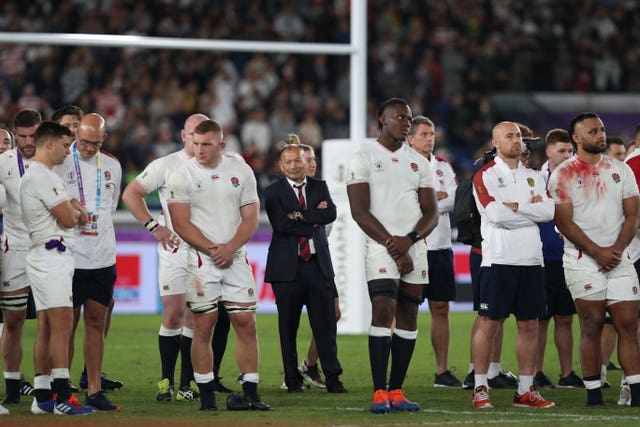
54, 113, 121, 412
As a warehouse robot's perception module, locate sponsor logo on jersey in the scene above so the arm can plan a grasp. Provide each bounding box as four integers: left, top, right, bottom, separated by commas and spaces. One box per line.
497, 177, 506, 187
231, 177, 240, 187
480, 303, 488, 310
374, 161, 383, 170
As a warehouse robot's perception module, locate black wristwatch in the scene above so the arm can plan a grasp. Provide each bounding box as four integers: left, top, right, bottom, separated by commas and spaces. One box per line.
406, 231, 420, 243
293, 211, 303, 220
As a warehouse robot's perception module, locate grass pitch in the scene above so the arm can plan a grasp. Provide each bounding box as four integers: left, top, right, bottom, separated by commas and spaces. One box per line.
2, 311, 639, 426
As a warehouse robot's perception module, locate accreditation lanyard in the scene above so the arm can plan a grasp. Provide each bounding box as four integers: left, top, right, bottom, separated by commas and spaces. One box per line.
16, 149, 25, 177
73, 145, 102, 209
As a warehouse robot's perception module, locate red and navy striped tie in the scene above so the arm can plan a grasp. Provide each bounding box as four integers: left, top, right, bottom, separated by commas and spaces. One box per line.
294, 183, 311, 262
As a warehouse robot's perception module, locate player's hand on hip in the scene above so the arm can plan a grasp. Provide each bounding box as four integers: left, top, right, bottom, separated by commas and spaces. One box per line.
153, 225, 181, 251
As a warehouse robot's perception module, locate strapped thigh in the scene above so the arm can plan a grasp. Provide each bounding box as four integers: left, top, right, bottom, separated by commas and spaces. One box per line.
0, 293, 29, 311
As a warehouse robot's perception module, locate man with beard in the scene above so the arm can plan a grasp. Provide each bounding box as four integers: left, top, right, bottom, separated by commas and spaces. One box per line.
549, 112, 640, 406
471, 121, 555, 409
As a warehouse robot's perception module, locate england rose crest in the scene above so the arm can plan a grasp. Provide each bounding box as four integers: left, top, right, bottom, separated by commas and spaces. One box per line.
612, 173, 620, 183
410, 162, 419, 172
231, 177, 240, 187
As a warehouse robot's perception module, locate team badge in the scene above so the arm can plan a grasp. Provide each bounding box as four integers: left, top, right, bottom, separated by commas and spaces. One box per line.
104, 170, 111, 180
211, 174, 219, 180
527, 177, 535, 188
410, 162, 419, 172
231, 177, 240, 187
436, 169, 444, 176
612, 173, 620, 183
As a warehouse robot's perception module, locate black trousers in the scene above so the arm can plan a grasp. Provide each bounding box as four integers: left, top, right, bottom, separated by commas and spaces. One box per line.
271, 257, 342, 386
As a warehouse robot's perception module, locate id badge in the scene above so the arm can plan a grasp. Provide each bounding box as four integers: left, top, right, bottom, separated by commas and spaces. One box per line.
80, 212, 99, 236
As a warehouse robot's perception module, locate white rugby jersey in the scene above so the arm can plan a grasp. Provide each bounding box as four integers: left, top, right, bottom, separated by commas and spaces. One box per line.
549, 154, 639, 260
54, 144, 122, 269
426, 154, 457, 250
624, 149, 640, 262
0, 148, 35, 250
167, 156, 259, 245
346, 141, 434, 238
135, 149, 191, 231
473, 156, 553, 266
20, 161, 75, 246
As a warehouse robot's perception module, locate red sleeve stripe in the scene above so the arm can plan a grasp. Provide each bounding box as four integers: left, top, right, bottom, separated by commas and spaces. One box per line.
473, 160, 496, 208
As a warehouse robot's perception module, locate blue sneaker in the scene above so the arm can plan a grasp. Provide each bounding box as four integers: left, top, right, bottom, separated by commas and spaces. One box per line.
388, 389, 420, 412
370, 389, 390, 414
31, 398, 55, 414
53, 398, 95, 415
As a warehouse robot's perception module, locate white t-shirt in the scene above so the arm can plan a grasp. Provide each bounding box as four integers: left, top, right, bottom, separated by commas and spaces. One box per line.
19, 161, 75, 246
135, 149, 191, 231
548, 154, 639, 259
427, 154, 457, 250
167, 156, 259, 245
624, 149, 640, 262
346, 141, 434, 238
0, 148, 35, 249
473, 156, 554, 266
54, 144, 122, 269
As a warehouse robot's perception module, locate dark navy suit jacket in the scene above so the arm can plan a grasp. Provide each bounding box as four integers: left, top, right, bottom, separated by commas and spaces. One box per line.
264, 176, 336, 283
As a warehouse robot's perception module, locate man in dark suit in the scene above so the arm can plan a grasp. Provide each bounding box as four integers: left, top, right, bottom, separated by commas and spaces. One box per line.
264, 137, 346, 394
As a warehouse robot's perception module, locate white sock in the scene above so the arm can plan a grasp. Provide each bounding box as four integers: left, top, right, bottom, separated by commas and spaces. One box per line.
518, 375, 533, 395
487, 362, 501, 379
601, 364, 608, 382
474, 373, 488, 388
468, 362, 474, 373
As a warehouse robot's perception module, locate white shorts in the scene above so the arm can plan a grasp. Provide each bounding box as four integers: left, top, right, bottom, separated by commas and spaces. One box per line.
25, 247, 75, 311
563, 252, 640, 301
365, 239, 429, 284
157, 244, 189, 296
186, 249, 257, 311
1, 249, 29, 292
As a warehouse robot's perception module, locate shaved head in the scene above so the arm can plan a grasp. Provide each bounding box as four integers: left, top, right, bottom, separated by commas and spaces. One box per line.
77, 113, 107, 158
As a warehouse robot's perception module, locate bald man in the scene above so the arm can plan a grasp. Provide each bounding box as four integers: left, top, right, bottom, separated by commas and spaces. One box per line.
54, 113, 122, 412
470, 121, 555, 409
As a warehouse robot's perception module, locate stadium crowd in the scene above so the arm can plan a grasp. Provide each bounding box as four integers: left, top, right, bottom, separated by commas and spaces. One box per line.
0, 0, 639, 195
